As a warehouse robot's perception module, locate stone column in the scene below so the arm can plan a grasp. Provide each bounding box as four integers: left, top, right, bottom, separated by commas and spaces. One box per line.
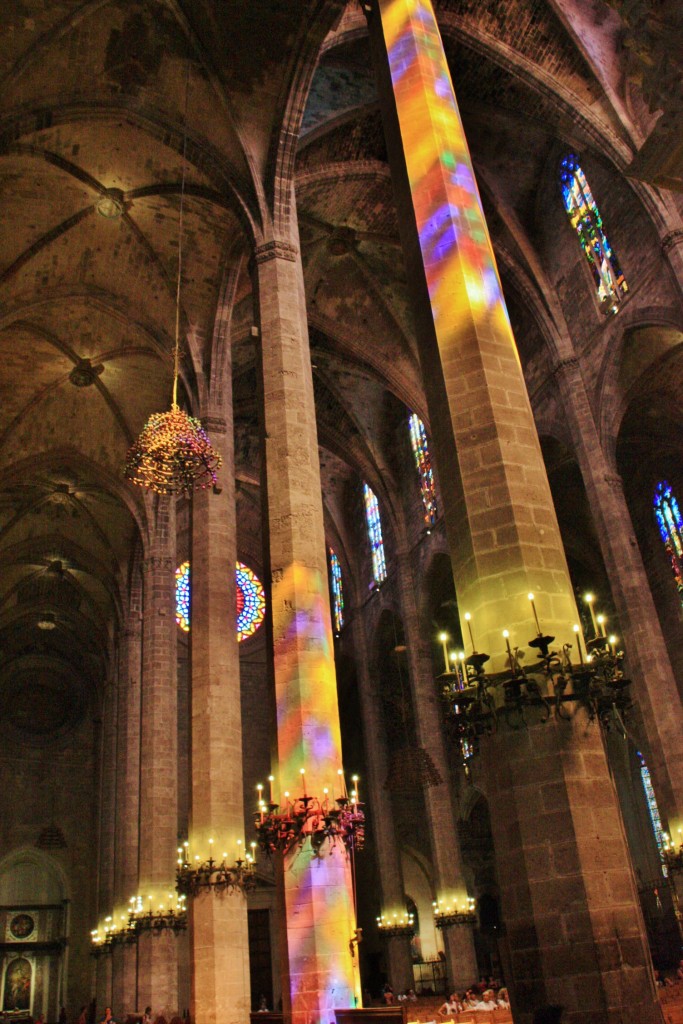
395, 552, 477, 991
254, 234, 360, 1024
189, 415, 251, 1024
138, 498, 178, 1016
480, 716, 661, 1024
367, 0, 577, 658
552, 357, 683, 827
112, 592, 143, 1014
366, 2, 663, 1020
96, 670, 117, 1013
351, 618, 414, 993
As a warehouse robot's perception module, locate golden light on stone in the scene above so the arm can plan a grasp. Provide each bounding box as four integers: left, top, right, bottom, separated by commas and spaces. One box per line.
125, 405, 222, 496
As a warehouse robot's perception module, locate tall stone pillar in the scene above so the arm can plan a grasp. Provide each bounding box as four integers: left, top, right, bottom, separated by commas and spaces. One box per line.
366, 2, 663, 1020
254, 234, 360, 1024
138, 498, 178, 1016
395, 552, 477, 990
189, 414, 251, 1024
96, 669, 117, 1014
552, 357, 683, 827
112, 588, 143, 1014
351, 618, 414, 993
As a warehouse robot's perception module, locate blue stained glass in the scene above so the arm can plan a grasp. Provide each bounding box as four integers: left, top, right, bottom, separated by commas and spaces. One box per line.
363, 483, 387, 584
559, 154, 627, 310
637, 752, 668, 876
175, 561, 266, 641
408, 413, 437, 525
653, 481, 683, 604
329, 548, 344, 633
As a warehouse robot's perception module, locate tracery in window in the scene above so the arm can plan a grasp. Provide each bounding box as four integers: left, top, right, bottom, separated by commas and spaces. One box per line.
653, 480, 683, 605
559, 154, 627, 312
408, 413, 437, 526
328, 548, 344, 633
363, 483, 387, 584
175, 560, 266, 641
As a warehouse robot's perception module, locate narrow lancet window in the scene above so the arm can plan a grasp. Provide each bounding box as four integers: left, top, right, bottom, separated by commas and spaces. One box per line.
329, 548, 344, 633
409, 413, 437, 526
653, 481, 683, 605
364, 483, 387, 584
559, 154, 627, 313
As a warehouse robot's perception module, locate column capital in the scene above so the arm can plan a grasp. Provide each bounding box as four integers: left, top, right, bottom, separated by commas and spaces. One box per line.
551, 356, 581, 383
202, 414, 228, 434
142, 555, 174, 574
253, 239, 299, 265
662, 229, 683, 255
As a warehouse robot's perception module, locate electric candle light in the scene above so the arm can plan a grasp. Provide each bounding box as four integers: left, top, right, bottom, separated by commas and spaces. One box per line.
300, 767, 307, 796
503, 629, 514, 672
597, 614, 606, 638
584, 593, 598, 635
458, 651, 467, 687
464, 612, 476, 652
268, 774, 274, 804
439, 631, 450, 673
352, 774, 359, 803
528, 592, 542, 634
573, 624, 585, 665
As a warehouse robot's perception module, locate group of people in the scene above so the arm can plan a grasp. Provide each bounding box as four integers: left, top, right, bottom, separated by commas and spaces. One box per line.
438, 986, 510, 1014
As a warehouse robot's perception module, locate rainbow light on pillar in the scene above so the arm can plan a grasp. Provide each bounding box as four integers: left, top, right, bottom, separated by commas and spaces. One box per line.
379, 0, 512, 337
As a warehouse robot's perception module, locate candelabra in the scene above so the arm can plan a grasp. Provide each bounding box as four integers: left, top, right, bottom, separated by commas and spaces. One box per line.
377, 911, 415, 937
441, 614, 632, 760
91, 898, 188, 956
255, 791, 365, 856
433, 897, 477, 929
176, 850, 256, 897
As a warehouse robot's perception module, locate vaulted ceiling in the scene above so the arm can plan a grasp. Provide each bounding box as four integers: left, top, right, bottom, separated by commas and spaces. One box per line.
0, 0, 680, 733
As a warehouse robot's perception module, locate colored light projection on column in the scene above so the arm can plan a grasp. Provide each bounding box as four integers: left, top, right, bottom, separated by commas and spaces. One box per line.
378, 0, 512, 336
328, 548, 344, 632
270, 560, 359, 1016
409, 412, 437, 525
653, 481, 683, 606
559, 154, 627, 311
175, 560, 266, 640
363, 483, 387, 583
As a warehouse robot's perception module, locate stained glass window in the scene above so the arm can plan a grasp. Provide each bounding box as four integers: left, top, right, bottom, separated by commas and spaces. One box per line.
408, 413, 437, 525
175, 561, 266, 641
559, 154, 627, 312
175, 561, 191, 632
654, 481, 683, 605
235, 562, 267, 641
637, 751, 668, 876
364, 483, 387, 584
328, 548, 344, 633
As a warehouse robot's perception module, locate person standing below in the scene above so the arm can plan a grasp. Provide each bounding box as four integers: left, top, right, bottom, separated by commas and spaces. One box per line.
142, 1007, 153, 1024
99, 1006, 114, 1024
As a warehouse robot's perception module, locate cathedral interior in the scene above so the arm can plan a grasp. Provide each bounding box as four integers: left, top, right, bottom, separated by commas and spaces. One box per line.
0, 1, 682, 1023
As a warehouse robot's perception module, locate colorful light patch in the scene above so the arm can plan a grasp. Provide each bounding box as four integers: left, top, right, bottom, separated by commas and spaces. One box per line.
559, 154, 627, 309
328, 548, 344, 633
174, 560, 266, 641
653, 481, 683, 605
364, 483, 387, 584
409, 413, 437, 525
